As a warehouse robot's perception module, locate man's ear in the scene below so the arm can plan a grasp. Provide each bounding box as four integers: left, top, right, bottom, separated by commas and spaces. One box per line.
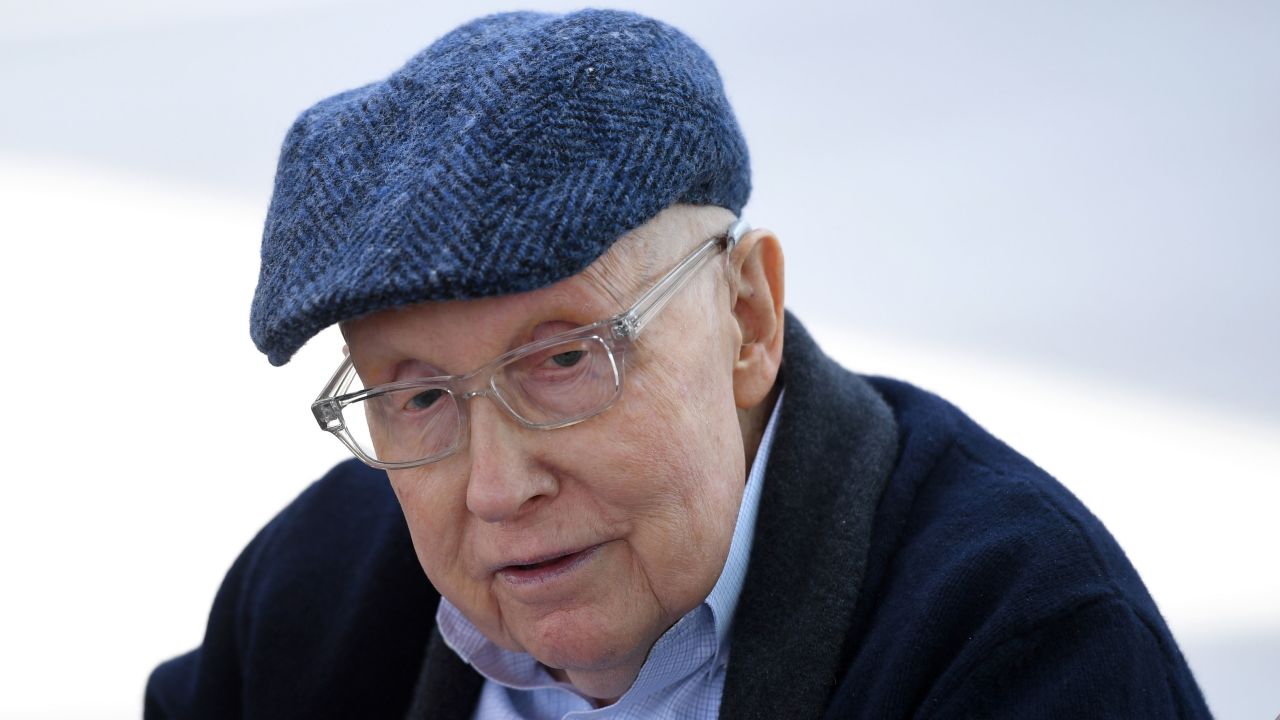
729, 227, 785, 409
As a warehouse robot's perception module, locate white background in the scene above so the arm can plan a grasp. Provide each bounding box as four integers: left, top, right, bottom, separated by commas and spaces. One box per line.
1, 1, 1277, 717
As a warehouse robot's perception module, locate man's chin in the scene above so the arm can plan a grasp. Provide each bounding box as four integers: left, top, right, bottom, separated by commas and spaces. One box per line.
518, 616, 653, 698
538, 650, 646, 704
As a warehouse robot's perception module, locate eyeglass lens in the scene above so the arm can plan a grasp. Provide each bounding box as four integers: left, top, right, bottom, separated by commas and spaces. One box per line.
341, 335, 620, 465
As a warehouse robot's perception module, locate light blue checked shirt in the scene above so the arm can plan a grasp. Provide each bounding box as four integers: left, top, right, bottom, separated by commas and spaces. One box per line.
436, 391, 784, 720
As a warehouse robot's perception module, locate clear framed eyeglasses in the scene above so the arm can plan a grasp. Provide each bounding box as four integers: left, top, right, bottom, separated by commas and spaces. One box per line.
311, 218, 751, 469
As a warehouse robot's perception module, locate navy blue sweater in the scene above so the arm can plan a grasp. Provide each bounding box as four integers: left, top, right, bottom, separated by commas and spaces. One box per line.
147, 321, 1210, 718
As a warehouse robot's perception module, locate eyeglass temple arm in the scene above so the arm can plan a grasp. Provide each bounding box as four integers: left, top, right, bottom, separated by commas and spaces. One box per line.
614, 219, 750, 340
312, 355, 356, 431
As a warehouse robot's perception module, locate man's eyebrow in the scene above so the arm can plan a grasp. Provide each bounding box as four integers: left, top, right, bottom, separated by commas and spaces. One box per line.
388, 357, 448, 382
580, 254, 641, 311
580, 232, 665, 310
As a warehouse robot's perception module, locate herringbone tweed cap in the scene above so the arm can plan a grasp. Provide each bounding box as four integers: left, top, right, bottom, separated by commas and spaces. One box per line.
250, 9, 751, 365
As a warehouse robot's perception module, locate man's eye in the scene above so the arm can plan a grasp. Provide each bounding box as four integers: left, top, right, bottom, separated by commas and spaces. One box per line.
407, 388, 446, 410
551, 350, 585, 368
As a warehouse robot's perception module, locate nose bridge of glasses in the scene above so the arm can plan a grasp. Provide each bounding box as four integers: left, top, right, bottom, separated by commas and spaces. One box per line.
457, 379, 533, 453
458, 376, 523, 424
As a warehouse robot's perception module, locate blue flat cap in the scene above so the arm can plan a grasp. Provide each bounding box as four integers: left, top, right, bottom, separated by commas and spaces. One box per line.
250, 9, 751, 365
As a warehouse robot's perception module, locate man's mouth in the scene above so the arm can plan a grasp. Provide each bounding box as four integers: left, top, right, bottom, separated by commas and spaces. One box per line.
514, 556, 568, 571
498, 544, 603, 585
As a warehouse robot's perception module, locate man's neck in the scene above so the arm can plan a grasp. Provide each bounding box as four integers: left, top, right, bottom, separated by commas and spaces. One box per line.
543, 658, 637, 707
738, 382, 781, 475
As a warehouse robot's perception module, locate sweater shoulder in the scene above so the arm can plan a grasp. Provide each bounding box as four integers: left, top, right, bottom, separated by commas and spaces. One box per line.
244, 458, 430, 597
147, 459, 437, 719
248, 458, 409, 572
837, 377, 1208, 717
864, 375, 1153, 615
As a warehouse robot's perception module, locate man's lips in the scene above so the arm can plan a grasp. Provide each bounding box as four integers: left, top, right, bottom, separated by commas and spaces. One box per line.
495, 543, 604, 585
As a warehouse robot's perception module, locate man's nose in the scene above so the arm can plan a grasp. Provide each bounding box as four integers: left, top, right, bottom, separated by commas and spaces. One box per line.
463, 395, 558, 523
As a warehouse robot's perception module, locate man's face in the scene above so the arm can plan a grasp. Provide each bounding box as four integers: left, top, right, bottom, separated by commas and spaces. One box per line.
342, 208, 751, 698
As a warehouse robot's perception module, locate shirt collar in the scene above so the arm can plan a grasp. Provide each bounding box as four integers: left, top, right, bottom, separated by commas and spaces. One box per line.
436, 387, 785, 696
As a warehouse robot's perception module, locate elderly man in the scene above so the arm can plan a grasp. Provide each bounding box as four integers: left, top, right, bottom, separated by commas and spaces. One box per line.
147, 9, 1210, 720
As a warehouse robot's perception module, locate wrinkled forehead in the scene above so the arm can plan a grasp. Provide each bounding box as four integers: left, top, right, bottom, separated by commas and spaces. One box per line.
579, 204, 737, 304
